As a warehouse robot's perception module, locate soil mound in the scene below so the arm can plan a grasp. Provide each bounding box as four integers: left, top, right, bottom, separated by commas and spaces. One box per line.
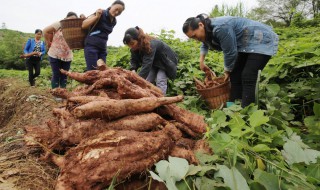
0, 78, 60, 190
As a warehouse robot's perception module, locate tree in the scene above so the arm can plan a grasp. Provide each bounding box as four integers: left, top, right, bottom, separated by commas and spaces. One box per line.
310, 0, 320, 17
209, 3, 248, 18
253, 0, 305, 26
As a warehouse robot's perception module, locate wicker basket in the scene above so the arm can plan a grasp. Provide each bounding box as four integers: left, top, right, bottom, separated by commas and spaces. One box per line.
196, 77, 231, 109
60, 18, 87, 50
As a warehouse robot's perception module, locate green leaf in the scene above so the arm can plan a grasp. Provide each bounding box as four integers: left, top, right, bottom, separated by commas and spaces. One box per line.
281, 134, 320, 165
304, 116, 320, 135
195, 176, 227, 190
313, 102, 320, 118
249, 110, 269, 127
150, 157, 191, 190
149, 171, 164, 182
265, 84, 280, 97
168, 156, 189, 181
253, 169, 280, 190
228, 114, 252, 137
154, 160, 170, 180
215, 165, 250, 190
252, 144, 271, 152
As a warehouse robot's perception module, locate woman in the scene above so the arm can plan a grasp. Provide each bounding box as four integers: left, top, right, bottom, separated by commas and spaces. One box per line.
182, 14, 279, 107
123, 26, 179, 95
43, 12, 78, 89
21, 29, 46, 86
82, 0, 125, 71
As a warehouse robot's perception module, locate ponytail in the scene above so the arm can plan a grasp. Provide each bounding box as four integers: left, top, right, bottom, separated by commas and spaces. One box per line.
182, 13, 212, 34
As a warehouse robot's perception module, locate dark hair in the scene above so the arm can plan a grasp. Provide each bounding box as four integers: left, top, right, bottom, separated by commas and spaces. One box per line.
123, 26, 139, 45
123, 26, 155, 54
182, 13, 211, 34
111, 0, 125, 10
66, 11, 78, 18
35, 29, 42, 34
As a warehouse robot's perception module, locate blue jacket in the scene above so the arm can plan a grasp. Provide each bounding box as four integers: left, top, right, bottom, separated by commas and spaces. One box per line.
23, 38, 46, 60
130, 39, 178, 80
200, 16, 279, 72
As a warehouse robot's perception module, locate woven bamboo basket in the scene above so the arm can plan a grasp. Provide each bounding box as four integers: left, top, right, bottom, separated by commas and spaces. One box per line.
60, 18, 87, 50
196, 76, 231, 110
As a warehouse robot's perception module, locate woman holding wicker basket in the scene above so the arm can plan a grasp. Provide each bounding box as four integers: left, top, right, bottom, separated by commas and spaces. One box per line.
182, 14, 279, 108
43, 12, 78, 90
82, 0, 125, 71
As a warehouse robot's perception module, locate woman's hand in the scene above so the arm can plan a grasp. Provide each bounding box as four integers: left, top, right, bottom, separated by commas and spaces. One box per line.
200, 62, 210, 72
95, 9, 103, 17
224, 71, 230, 82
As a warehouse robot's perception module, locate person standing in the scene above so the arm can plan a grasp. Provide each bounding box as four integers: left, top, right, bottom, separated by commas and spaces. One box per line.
21, 29, 46, 86
123, 26, 179, 95
43, 12, 78, 89
82, 0, 125, 71
182, 14, 279, 107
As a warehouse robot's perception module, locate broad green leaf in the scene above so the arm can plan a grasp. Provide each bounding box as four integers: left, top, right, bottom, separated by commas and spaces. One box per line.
150, 157, 191, 190
252, 144, 271, 152
228, 114, 252, 137
253, 169, 280, 190
249, 110, 269, 127
195, 176, 227, 190
304, 116, 320, 135
154, 160, 170, 180
168, 156, 189, 181
215, 165, 250, 190
281, 135, 320, 165
149, 171, 164, 182
186, 165, 203, 176
266, 84, 280, 97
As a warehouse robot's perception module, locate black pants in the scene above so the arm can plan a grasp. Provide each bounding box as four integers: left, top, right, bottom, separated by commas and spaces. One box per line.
229, 53, 271, 107
26, 57, 41, 86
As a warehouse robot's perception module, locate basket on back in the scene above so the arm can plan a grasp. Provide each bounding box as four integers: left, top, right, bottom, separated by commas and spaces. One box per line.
60, 18, 87, 50
194, 67, 230, 109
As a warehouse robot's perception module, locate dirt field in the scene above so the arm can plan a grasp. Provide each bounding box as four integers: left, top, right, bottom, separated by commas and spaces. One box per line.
0, 78, 62, 190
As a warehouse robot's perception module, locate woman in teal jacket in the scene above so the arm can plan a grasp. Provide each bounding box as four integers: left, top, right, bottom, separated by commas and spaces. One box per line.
21, 29, 46, 86
183, 14, 279, 107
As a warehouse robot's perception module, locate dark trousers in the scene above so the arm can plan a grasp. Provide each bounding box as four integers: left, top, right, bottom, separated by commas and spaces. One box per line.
49, 57, 71, 89
84, 45, 107, 71
229, 53, 271, 107
26, 58, 40, 86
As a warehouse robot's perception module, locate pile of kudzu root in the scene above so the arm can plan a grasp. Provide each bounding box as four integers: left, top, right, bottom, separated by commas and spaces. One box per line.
24, 62, 212, 190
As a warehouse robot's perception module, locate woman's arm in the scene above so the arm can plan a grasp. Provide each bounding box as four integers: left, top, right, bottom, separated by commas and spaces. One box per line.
40, 41, 46, 56
43, 24, 56, 50
82, 9, 102, 29
23, 39, 31, 54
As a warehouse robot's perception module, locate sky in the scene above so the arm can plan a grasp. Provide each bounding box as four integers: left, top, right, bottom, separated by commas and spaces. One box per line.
0, 0, 258, 46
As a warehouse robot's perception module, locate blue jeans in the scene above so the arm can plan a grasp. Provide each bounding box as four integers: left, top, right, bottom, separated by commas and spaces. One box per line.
49, 56, 71, 89
84, 45, 107, 71
146, 68, 168, 95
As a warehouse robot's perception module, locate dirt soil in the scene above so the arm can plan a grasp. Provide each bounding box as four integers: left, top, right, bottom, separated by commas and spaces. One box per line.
0, 78, 168, 190
0, 78, 62, 190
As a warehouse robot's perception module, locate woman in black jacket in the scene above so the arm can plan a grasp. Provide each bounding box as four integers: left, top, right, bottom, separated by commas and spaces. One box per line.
123, 26, 178, 95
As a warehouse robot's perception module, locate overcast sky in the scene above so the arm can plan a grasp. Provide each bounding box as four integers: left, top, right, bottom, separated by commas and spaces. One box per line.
1, 0, 257, 46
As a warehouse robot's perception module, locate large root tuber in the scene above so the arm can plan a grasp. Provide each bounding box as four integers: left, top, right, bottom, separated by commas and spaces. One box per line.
51, 128, 174, 190
72, 95, 184, 120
